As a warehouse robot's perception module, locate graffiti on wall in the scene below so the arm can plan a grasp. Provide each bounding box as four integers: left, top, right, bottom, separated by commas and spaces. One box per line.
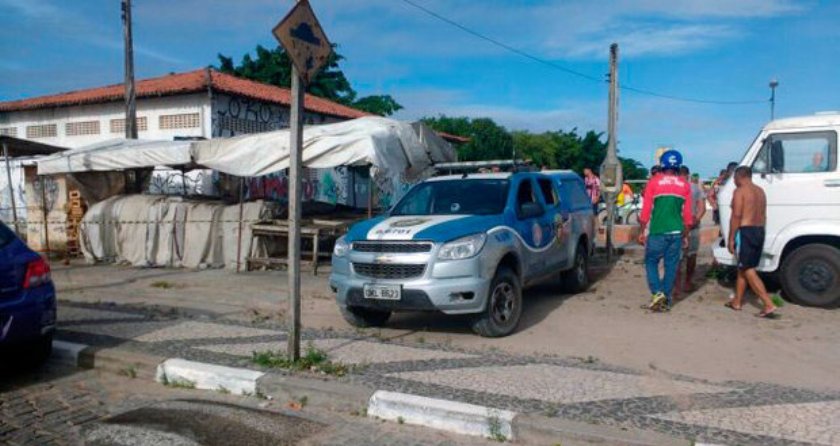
1, 161, 28, 222
245, 167, 350, 205
147, 169, 219, 196
30, 176, 59, 213
211, 94, 337, 138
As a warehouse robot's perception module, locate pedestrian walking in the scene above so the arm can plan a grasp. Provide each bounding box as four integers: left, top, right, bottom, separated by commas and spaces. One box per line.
724, 166, 778, 318
638, 150, 693, 311
674, 167, 706, 297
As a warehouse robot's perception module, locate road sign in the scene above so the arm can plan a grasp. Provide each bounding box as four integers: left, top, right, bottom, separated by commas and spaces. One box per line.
272, 0, 332, 84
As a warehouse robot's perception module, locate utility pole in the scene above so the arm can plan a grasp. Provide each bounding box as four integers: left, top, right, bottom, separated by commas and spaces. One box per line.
601, 43, 623, 262
769, 79, 779, 121
122, 0, 138, 139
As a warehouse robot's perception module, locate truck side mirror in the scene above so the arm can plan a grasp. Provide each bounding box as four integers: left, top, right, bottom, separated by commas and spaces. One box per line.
519, 202, 544, 219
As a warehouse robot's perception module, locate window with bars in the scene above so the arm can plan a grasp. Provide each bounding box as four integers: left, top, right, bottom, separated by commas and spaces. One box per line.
219, 116, 274, 134
0, 127, 17, 137
159, 113, 200, 129
65, 120, 101, 136
26, 124, 57, 139
110, 116, 148, 133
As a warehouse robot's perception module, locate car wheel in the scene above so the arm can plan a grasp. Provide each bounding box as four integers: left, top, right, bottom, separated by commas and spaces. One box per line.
339, 306, 391, 328
780, 244, 840, 307
562, 242, 590, 293
472, 267, 522, 337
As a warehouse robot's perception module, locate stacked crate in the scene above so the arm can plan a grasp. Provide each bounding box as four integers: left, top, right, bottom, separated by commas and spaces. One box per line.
65, 189, 84, 258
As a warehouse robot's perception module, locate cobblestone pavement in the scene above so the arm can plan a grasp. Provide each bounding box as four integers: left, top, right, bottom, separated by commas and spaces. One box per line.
53, 301, 840, 446
0, 362, 496, 446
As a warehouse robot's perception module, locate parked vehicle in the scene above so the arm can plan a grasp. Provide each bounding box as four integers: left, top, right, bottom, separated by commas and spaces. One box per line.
0, 221, 56, 366
330, 170, 595, 337
713, 112, 840, 307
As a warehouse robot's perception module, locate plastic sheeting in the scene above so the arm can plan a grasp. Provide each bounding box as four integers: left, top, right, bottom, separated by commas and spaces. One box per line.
37, 139, 193, 175
80, 195, 275, 269
191, 117, 456, 180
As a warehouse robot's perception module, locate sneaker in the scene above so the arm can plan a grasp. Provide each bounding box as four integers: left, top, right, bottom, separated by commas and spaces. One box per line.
648, 293, 666, 311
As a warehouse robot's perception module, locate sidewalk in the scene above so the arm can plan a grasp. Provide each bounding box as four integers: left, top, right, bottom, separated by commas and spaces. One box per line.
54, 297, 840, 445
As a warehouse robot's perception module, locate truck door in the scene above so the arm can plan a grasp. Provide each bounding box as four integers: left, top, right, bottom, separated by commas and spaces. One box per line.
513, 177, 553, 278
750, 130, 839, 256
536, 177, 569, 271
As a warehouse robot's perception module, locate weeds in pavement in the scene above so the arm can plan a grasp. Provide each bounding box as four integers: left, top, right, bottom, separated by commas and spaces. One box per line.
217, 385, 230, 395
251, 344, 350, 377
487, 410, 507, 442
118, 365, 138, 379
298, 395, 309, 408
163, 377, 196, 389
150, 280, 175, 289
543, 405, 559, 417
349, 407, 368, 417
397, 416, 405, 425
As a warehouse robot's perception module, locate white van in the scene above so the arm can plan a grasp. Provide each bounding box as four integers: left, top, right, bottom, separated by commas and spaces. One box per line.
714, 112, 840, 307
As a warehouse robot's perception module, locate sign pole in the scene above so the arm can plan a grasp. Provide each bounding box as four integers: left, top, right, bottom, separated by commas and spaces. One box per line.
602, 43, 623, 263
121, 0, 138, 140
287, 64, 305, 361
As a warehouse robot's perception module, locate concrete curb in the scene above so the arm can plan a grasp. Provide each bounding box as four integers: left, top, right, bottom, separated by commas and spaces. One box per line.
155, 358, 265, 396
368, 390, 516, 440
53, 340, 695, 445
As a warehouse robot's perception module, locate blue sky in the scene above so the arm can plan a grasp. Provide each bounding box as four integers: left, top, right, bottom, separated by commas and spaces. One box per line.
1, 0, 838, 176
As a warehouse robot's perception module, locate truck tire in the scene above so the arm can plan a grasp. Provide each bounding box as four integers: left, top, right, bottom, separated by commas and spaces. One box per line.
472, 267, 522, 337
780, 244, 840, 307
561, 241, 590, 293
340, 306, 391, 328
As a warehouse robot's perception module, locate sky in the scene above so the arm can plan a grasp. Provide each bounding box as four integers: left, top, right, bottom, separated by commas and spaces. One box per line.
1, 0, 838, 176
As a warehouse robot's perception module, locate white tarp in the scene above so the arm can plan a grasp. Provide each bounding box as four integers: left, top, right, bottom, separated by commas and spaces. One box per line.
37, 139, 193, 175
192, 116, 456, 180
80, 195, 275, 269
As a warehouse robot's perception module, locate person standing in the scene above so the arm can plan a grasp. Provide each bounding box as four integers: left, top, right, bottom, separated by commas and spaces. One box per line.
583, 168, 601, 214
674, 167, 706, 296
708, 169, 726, 225
638, 150, 693, 311
726, 166, 778, 318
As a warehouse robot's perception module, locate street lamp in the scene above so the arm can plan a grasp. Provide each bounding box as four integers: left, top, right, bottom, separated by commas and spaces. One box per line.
769, 79, 779, 121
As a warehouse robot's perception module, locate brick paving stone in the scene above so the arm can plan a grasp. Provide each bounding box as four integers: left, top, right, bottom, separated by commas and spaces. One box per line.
197, 338, 474, 365
389, 364, 733, 404
653, 401, 840, 445
134, 320, 283, 342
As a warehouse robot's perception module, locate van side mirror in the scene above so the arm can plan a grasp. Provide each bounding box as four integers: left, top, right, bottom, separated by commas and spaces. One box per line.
519, 202, 544, 219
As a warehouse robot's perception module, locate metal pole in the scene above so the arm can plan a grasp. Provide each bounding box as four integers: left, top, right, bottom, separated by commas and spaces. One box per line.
2, 143, 19, 235
40, 176, 51, 256
236, 177, 245, 273
287, 64, 304, 362
122, 0, 138, 139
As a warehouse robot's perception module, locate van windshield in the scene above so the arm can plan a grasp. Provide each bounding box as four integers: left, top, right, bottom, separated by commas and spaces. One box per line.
391, 179, 509, 216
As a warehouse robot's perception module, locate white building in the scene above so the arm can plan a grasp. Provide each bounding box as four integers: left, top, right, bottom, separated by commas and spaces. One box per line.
0, 67, 368, 148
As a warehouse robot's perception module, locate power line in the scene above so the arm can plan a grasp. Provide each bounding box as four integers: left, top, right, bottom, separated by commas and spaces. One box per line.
399, 0, 768, 106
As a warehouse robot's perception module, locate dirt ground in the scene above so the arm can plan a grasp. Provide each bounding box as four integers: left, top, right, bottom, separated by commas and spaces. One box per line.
53, 252, 840, 393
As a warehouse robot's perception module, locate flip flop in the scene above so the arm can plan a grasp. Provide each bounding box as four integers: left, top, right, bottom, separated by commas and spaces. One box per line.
756, 309, 780, 319
724, 301, 742, 311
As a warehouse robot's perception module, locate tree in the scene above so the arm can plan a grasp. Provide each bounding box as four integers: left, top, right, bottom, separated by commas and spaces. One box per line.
216, 45, 402, 116
422, 116, 513, 161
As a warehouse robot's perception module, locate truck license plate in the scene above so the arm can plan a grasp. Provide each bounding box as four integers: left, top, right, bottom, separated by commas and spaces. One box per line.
363, 284, 401, 300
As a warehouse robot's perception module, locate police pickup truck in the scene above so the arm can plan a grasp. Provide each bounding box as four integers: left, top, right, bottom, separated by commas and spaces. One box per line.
330, 171, 594, 337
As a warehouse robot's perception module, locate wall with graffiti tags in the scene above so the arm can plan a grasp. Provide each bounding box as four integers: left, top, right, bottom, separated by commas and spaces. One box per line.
0, 158, 27, 225
147, 168, 220, 196
210, 93, 342, 139
23, 167, 67, 251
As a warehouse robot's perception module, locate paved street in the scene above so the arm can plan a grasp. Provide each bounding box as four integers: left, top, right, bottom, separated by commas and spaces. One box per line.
49, 299, 840, 446
0, 363, 498, 446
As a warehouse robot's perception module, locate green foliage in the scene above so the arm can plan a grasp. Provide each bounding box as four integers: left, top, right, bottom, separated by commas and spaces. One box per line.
487, 411, 507, 442
217, 45, 402, 116
423, 115, 647, 179
251, 344, 349, 377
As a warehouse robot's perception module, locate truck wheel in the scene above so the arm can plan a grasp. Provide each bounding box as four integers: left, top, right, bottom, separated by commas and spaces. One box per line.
340, 306, 391, 327
780, 244, 840, 307
472, 267, 522, 337
562, 242, 590, 293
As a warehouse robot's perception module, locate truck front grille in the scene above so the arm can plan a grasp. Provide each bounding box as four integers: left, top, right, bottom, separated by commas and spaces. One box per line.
352, 241, 433, 253
353, 263, 426, 280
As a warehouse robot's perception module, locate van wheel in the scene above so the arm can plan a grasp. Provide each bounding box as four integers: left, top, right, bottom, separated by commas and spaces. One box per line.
472, 267, 522, 337
340, 306, 391, 327
780, 244, 840, 307
562, 242, 590, 293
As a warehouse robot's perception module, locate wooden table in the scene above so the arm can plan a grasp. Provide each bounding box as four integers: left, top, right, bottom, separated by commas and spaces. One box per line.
246, 219, 350, 275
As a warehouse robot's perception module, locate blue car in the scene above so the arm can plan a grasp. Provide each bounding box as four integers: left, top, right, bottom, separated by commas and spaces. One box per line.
0, 221, 56, 365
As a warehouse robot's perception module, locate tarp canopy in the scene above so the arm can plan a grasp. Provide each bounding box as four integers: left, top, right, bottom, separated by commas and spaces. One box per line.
37, 138, 193, 175
192, 117, 455, 180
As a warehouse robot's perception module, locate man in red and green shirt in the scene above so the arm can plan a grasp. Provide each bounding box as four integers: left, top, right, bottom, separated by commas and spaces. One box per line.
638, 150, 693, 310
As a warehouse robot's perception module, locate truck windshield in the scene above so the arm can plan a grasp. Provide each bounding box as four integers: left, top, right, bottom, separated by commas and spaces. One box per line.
391, 179, 509, 216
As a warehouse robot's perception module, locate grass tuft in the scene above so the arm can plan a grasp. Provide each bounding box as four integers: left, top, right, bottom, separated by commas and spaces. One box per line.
251, 343, 350, 377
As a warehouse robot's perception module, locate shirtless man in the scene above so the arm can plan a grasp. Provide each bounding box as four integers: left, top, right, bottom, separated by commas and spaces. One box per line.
726, 166, 777, 317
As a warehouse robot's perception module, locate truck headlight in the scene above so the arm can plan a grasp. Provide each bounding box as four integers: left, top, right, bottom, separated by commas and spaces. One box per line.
333, 236, 350, 257
437, 234, 486, 260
